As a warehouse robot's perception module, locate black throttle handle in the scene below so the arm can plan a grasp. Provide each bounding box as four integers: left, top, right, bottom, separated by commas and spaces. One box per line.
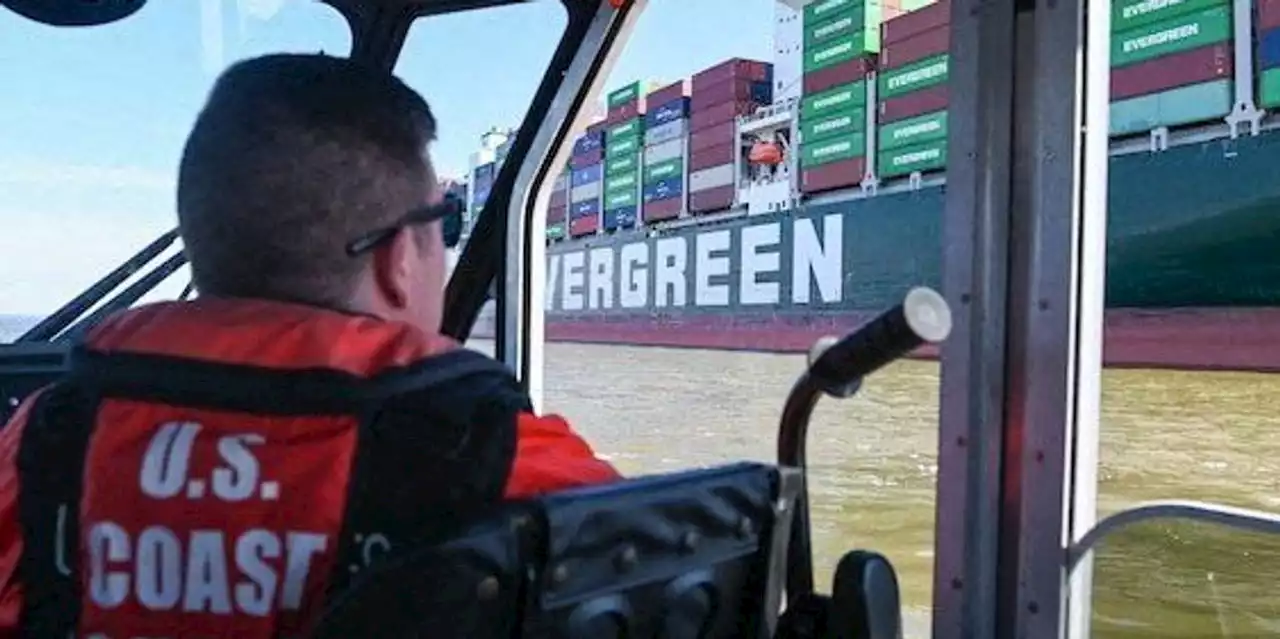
807, 287, 951, 397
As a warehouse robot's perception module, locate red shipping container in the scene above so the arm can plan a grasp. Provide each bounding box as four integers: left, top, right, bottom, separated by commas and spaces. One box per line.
647, 80, 690, 107
690, 141, 736, 172
570, 147, 604, 169
569, 216, 599, 237
547, 205, 566, 224
550, 190, 568, 208
879, 84, 949, 123
1112, 44, 1232, 101
643, 196, 683, 222
1263, 0, 1280, 30
879, 25, 949, 71
692, 58, 772, 94
882, 0, 951, 47
690, 100, 760, 133
691, 77, 767, 112
801, 157, 867, 195
802, 57, 876, 96
689, 184, 736, 214
607, 100, 642, 125
690, 121, 736, 153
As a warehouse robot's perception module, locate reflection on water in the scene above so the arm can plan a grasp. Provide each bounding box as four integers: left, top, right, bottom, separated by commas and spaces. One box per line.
474, 339, 1280, 637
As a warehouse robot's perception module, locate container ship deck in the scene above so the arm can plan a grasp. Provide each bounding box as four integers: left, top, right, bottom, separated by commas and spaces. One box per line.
461, 0, 1280, 373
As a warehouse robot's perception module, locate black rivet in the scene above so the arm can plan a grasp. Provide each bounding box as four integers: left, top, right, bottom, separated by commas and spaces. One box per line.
477, 576, 500, 600
681, 530, 700, 552
615, 545, 638, 572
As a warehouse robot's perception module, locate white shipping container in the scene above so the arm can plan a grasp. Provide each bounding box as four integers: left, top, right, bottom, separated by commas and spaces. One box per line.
644, 119, 687, 147
689, 162, 735, 192
571, 181, 601, 201
643, 138, 684, 166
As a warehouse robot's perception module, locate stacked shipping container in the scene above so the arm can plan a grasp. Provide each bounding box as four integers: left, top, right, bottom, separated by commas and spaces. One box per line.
1108, 0, 1234, 135
876, 0, 949, 179
642, 81, 691, 222
470, 161, 495, 226
568, 122, 605, 238
547, 170, 568, 241
1261, 0, 1280, 107
798, 0, 897, 193
603, 82, 650, 231
688, 58, 773, 213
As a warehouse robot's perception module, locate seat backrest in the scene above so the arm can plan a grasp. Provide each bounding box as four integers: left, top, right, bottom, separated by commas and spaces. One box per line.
0, 343, 70, 425
312, 461, 801, 639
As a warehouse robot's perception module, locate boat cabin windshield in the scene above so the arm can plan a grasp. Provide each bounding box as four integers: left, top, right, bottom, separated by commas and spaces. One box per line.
2, 1, 1280, 637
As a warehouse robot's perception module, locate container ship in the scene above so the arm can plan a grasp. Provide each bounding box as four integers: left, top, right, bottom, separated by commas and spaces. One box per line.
464, 0, 1280, 372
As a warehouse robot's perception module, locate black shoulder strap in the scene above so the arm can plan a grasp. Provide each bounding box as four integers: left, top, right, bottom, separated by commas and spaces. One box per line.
16, 382, 97, 638
322, 348, 523, 605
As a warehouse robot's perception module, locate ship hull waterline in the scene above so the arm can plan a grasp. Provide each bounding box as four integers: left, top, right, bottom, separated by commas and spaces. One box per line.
537, 308, 1280, 373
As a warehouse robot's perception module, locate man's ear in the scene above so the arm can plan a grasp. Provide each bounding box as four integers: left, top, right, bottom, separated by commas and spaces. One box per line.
371, 227, 415, 309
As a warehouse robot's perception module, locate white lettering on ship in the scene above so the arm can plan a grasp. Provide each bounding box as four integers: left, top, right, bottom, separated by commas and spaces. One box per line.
84, 423, 328, 621
545, 214, 845, 312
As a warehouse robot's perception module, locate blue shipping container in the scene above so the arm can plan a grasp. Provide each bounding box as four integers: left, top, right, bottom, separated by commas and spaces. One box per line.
1261, 28, 1280, 70
644, 97, 690, 128
571, 164, 603, 187
604, 205, 638, 230
642, 176, 683, 202
571, 198, 600, 218
573, 130, 605, 155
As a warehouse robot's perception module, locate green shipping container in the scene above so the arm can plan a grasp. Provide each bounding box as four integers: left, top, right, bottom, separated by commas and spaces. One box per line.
878, 138, 948, 177
606, 154, 637, 176
803, 6, 883, 47
1111, 0, 1226, 33
604, 188, 637, 209
878, 54, 948, 99
878, 109, 948, 151
803, 0, 860, 22
608, 118, 644, 141
1110, 78, 1232, 135
800, 81, 866, 121
608, 82, 640, 108
1260, 68, 1280, 108
604, 171, 639, 195
803, 30, 879, 74
800, 107, 866, 144
644, 157, 684, 183
801, 132, 867, 167
546, 223, 565, 240
1111, 6, 1231, 68
606, 136, 639, 159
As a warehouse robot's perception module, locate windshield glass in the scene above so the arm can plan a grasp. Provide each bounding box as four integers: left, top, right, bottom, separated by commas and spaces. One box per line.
0, 1, 350, 324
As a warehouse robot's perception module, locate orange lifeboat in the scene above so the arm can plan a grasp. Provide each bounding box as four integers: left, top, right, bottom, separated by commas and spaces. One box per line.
749, 141, 784, 165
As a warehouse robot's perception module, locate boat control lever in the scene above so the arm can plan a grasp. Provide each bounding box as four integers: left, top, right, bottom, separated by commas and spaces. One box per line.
775, 287, 951, 636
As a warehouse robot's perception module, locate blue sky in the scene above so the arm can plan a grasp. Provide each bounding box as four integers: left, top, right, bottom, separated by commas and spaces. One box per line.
0, 0, 776, 316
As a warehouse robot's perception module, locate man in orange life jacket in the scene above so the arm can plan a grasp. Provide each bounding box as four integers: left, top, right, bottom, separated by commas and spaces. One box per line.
0, 54, 620, 637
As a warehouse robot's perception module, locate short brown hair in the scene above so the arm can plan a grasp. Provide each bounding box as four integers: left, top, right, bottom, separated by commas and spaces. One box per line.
177, 53, 438, 307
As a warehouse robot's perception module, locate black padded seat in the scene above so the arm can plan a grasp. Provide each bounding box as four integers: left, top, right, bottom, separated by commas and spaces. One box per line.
0, 343, 70, 425
313, 461, 802, 639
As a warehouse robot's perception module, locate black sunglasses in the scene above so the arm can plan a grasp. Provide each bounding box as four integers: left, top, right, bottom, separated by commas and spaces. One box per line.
344, 191, 465, 257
